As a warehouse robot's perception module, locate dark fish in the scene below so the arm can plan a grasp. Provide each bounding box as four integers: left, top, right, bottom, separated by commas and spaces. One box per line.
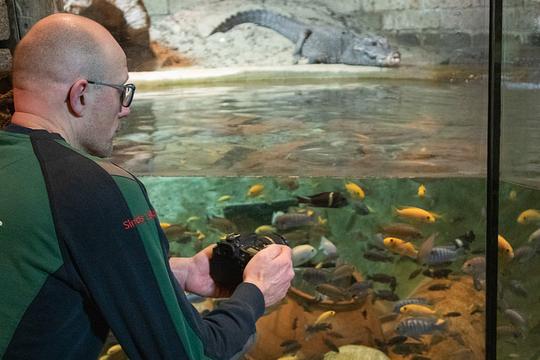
330, 274, 355, 288
323, 337, 340, 352
373, 289, 399, 302
280, 339, 302, 354
409, 268, 423, 280
456, 230, 475, 245
305, 322, 332, 334
395, 317, 447, 337
444, 311, 462, 317
378, 312, 399, 323
386, 335, 408, 346
301, 268, 328, 285
422, 268, 452, 279
332, 264, 356, 277
315, 284, 351, 301
428, 283, 452, 291
207, 216, 238, 233
363, 250, 394, 263
379, 223, 423, 239
297, 191, 348, 208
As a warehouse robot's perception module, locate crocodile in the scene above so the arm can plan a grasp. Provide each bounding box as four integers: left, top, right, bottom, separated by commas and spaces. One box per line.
210, 9, 400, 67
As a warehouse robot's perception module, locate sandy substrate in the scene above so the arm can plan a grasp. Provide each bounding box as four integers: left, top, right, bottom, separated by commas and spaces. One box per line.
148, 0, 443, 69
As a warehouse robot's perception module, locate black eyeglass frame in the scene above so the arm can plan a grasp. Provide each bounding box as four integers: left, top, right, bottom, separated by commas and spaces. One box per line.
87, 80, 136, 107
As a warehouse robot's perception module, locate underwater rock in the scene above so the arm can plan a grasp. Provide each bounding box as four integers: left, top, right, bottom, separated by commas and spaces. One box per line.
323, 344, 390, 360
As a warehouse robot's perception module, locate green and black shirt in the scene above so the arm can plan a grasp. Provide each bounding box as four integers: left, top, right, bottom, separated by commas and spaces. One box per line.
0, 125, 264, 360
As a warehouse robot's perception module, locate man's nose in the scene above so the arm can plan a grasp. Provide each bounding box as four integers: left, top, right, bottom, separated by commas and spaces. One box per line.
119, 105, 131, 118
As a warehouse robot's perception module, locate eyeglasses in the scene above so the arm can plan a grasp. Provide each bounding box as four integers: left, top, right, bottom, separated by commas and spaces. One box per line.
87, 80, 136, 107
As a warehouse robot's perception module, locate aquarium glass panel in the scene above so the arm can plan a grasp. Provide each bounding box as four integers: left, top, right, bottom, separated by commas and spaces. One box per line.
498, 1, 540, 359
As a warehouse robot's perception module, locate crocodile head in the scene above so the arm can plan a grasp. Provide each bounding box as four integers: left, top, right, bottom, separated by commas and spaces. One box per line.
343, 34, 401, 67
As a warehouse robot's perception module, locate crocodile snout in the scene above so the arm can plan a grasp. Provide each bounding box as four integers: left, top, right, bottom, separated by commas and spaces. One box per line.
385, 51, 401, 67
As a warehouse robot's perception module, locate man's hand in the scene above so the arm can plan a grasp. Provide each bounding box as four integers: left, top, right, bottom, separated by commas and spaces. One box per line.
169, 245, 231, 298
243, 244, 294, 307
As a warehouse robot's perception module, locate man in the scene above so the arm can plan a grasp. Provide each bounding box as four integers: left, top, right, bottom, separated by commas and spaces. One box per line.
0, 13, 294, 359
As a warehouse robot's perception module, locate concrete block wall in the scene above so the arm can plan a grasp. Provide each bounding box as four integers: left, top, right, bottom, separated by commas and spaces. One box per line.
144, 0, 539, 50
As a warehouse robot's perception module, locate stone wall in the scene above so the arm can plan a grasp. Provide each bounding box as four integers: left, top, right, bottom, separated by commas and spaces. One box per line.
0, 0, 11, 77
144, 0, 538, 62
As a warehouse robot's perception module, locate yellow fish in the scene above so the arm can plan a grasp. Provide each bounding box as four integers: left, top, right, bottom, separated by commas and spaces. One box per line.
498, 234, 514, 259
159, 222, 172, 229
395, 206, 438, 223
315, 310, 336, 324
106, 344, 123, 355
345, 181, 365, 200
517, 209, 540, 224
400, 304, 436, 316
217, 195, 232, 202
417, 184, 426, 198
508, 190, 517, 201
247, 184, 264, 197
255, 225, 276, 235
186, 216, 201, 223
383, 237, 418, 259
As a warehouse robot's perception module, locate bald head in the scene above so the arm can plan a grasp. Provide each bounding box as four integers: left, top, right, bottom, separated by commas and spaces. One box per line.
13, 13, 126, 88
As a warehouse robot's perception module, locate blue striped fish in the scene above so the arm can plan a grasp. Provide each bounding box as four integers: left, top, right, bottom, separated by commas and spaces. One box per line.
395, 317, 447, 337
424, 246, 461, 266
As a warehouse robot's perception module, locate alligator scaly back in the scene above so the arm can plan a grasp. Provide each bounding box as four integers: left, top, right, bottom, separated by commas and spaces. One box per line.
210, 9, 306, 43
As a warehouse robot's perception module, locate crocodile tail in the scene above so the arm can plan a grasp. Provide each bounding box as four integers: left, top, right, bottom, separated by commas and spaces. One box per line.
209, 9, 306, 43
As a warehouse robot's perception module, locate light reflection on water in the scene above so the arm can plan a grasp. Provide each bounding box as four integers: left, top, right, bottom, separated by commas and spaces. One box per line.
112, 80, 488, 177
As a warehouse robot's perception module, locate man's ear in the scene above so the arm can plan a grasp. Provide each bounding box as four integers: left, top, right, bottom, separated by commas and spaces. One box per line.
67, 79, 89, 117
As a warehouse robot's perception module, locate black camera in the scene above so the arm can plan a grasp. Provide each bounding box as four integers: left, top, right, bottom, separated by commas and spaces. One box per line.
210, 232, 289, 292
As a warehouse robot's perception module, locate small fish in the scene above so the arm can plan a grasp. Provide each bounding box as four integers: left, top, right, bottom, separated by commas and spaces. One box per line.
383, 237, 418, 259
367, 273, 397, 291
517, 209, 540, 224
395, 206, 438, 223
508, 279, 528, 298
444, 312, 462, 317
305, 322, 332, 334
319, 236, 337, 258
292, 244, 317, 266
504, 308, 528, 330
424, 247, 462, 266
513, 245, 536, 263
315, 310, 336, 324
345, 181, 365, 199
280, 339, 301, 354
332, 264, 356, 278
186, 216, 201, 223
417, 184, 426, 198
497, 325, 523, 338
386, 335, 408, 346
296, 191, 348, 208
422, 268, 452, 279
395, 317, 447, 337
498, 234, 514, 259
301, 268, 328, 285
247, 183, 264, 197
159, 222, 172, 229
323, 337, 340, 352
292, 317, 298, 330
462, 256, 486, 276
217, 195, 232, 202
391, 342, 429, 356
373, 289, 399, 302
106, 344, 123, 355
315, 284, 351, 301
400, 304, 437, 317
272, 211, 316, 230
207, 216, 238, 233
379, 223, 423, 239
347, 281, 373, 299
508, 190, 517, 200
363, 250, 394, 263
393, 297, 431, 313
254, 225, 277, 235
428, 283, 452, 291
527, 228, 540, 244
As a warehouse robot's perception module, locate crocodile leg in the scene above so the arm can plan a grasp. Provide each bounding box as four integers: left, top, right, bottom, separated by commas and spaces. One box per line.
292, 29, 312, 64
